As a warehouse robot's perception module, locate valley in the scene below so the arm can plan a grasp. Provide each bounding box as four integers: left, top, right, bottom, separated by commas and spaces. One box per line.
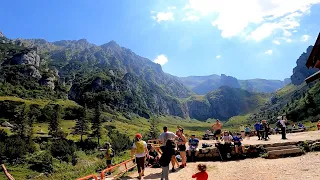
1, 31, 320, 180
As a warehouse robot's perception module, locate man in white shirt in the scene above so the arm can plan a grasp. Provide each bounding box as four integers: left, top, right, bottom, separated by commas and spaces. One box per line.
158, 126, 178, 172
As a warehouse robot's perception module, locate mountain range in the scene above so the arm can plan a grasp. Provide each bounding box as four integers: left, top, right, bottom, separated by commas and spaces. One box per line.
180, 74, 291, 95
0, 31, 317, 121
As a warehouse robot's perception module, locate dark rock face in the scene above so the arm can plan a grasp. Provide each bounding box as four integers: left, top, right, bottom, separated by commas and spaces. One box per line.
291, 46, 318, 85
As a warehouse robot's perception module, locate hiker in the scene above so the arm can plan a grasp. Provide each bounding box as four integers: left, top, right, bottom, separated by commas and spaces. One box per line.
159, 139, 175, 180
244, 125, 251, 139
221, 131, 233, 159
212, 119, 223, 141
233, 133, 245, 154
147, 146, 160, 167
100, 142, 114, 175
131, 133, 149, 179
279, 117, 287, 140
261, 120, 268, 140
298, 122, 305, 130
192, 164, 208, 180
188, 135, 199, 161
176, 128, 187, 168
158, 126, 179, 172
317, 121, 320, 130
254, 121, 261, 140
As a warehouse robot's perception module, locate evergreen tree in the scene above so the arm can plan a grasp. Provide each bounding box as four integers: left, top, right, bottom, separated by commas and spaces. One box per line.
11, 104, 29, 137
305, 92, 316, 108
146, 118, 160, 140
74, 104, 89, 142
49, 104, 61, 137
92, 102, 102, 145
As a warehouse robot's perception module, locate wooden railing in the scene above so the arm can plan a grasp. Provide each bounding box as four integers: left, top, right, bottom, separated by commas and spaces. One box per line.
76, 174, 98, 180
1, 164, 15, 180
100, 157, 136, 180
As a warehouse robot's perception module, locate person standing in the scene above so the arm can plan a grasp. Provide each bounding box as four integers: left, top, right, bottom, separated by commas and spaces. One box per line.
158, 126, 178, 172
212, 119, 223, 141
176, 128, 187, 168
99, 142, 114, 175
279, 117, 287, 140
317, 121, 320, 130
131, 133, 149, 179
159, 139, 175, 180
254, 121, 261, 140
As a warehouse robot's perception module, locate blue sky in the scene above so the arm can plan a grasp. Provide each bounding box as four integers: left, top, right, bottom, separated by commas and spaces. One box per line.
1, 0, 320, 80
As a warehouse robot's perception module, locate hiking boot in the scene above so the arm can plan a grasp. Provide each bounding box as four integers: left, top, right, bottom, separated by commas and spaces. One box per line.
171, 168, 176, 172
179, 164, 185, 168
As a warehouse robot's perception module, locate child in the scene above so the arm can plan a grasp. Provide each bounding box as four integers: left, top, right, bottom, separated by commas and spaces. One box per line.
159, 139, 175, 180
192, 164, 208, 180
233, 133, 245, 154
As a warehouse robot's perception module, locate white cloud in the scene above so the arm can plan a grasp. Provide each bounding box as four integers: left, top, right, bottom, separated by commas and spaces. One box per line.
182, 15, 200, 21
168, 6, 176, 10
273, 40, 280, 45
216, 55, 221, 59
154, 12, 174, 23
154, 54, 168, 65
265, 50, 273, 55
301, 35, 311, 42
186, 0, 320, 39
285, 38, 292, 43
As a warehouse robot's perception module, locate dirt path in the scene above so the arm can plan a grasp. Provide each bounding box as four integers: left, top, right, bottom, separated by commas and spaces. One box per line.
124, 152, 320, 180
123, 131, 320, 180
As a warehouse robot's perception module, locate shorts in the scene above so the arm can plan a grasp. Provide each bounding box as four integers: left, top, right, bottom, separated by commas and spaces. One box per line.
106, 160, 112, 165
234, 143, 242, 146
188, 147, 199, 151
214, 129, 222, 136
178, 145, 186, 152
136, 157, 145, 173
245, 132, 250, 135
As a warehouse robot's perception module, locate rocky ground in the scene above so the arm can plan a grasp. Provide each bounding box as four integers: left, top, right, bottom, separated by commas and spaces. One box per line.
124, 131, 320, 180
124, 152, 320, 180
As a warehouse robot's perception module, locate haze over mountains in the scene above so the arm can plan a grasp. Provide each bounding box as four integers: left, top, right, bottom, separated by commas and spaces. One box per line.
180, 74, 291, 95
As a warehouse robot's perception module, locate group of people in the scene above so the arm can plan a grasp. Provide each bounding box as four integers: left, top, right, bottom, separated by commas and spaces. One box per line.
129, 126, 208, 180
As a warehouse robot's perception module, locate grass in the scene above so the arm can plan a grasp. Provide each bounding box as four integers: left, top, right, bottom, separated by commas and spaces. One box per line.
0, 96, 80, 108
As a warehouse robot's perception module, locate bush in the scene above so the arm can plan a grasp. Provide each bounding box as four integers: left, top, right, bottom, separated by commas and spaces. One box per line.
0, 135, 34, 161
27, 151, 54, 173
76, 138, 98, 151
110, 130, 132, 154
50, 139, 76, 163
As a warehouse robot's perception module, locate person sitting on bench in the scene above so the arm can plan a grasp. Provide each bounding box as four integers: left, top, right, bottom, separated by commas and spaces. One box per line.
298, 122, 305, 130
232, 133, 245, 154
221, 131, 233, 159
187, 135, 199, 161
147, 146, 160, 167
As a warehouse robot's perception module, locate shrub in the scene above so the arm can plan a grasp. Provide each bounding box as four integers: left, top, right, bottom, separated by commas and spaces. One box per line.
27, 151, 54, 173
50, 139, 76, 163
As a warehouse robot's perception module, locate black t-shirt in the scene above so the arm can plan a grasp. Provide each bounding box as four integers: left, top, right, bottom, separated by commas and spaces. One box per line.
149, 150, 158, 158
159, 146, 174, 167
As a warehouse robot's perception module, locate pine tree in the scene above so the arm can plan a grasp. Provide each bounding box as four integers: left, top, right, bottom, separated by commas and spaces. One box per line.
49, 104, 61, 137
74, 104, 89, 142
11, 104, 29, 137
146, 118, 160, 140
92, 102, 102, 145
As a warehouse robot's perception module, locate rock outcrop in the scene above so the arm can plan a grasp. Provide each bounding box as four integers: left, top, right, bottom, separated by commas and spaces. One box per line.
0, 31, 4, 38
291, 46, 318, 85
11, 50, 41, 67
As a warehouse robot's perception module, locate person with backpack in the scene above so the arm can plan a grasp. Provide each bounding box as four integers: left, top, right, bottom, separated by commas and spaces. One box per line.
131, 133, 149, 179
99, 142, 114, 175
254, 121, 261, 140
158, 126, 179, 172
159, 139, 175, 180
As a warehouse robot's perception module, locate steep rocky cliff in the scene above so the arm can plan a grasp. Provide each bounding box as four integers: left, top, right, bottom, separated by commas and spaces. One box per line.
291, 46, 318, 85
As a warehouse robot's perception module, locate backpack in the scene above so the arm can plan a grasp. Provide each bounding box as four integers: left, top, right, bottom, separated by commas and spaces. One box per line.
276, 120, 283, 128
135, 141, 145, 154
109, 148, 114, 158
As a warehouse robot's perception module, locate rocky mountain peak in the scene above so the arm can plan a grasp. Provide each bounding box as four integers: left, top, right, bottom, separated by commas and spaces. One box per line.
0, 31, 4, 38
